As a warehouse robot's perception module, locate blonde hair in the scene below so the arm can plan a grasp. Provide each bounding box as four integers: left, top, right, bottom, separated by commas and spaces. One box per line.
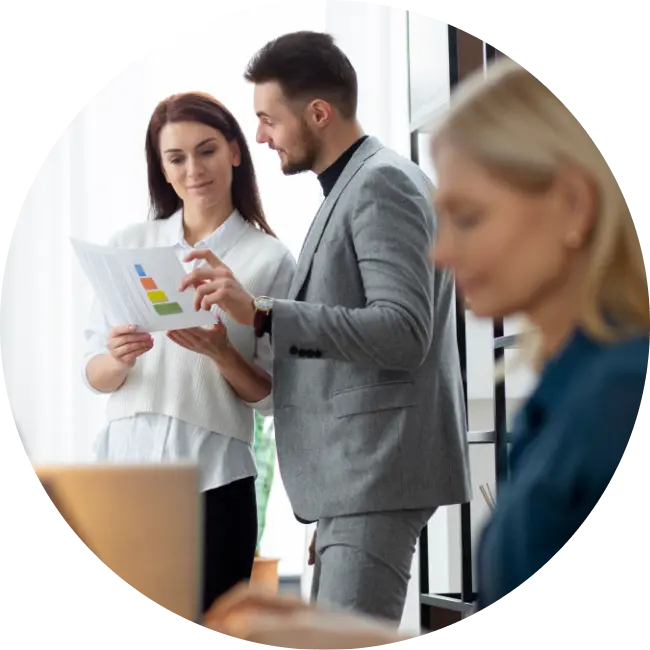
432, 59, 649, 367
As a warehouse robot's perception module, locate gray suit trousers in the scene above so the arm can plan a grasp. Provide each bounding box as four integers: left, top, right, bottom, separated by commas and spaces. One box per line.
310, 508, 435, 624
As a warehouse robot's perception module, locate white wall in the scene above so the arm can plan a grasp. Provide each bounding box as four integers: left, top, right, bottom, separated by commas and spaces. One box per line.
407, 10, 450, 132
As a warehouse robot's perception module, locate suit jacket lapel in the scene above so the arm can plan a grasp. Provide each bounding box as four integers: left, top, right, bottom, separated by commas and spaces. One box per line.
288, 137, 383, 299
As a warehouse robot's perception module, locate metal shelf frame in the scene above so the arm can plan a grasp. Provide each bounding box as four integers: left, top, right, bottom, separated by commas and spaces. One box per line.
407, 20, 509, 628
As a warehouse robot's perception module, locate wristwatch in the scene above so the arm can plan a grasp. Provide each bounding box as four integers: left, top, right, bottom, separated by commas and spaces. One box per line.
253, 296, 274, 338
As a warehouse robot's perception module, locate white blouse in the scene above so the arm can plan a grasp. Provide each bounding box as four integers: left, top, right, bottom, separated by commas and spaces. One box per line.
82, 210, 295, 492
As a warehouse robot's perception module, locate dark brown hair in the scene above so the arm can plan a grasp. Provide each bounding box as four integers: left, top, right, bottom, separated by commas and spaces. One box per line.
145, 92, 275, 236
244, 31, 358, 119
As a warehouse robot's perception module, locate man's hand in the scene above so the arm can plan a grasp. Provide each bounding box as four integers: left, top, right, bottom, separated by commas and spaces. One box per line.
179, 249, 256, 326
308, 530, 317, 566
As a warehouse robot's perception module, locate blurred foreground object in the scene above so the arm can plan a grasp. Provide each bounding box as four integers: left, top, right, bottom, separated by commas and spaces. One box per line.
35, 463, 201, 621
203, 583, 411, 648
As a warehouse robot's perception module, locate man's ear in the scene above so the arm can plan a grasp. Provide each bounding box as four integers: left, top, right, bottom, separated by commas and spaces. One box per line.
308, 99, 334, 130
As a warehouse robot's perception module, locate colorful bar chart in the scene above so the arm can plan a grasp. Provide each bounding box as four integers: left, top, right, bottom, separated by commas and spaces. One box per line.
135, 264, 183, 316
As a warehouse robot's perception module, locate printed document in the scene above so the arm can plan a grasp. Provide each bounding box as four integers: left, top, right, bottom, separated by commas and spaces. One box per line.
71, 238, 216, 332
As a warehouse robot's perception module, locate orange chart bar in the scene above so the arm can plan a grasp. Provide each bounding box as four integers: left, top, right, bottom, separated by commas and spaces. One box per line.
135, 264, 183, 316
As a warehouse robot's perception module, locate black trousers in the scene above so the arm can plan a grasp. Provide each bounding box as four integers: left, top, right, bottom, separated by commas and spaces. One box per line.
202, 476, 257, 613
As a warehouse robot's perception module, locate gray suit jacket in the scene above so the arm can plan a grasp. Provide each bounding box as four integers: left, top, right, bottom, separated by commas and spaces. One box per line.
271, 136, 471, 520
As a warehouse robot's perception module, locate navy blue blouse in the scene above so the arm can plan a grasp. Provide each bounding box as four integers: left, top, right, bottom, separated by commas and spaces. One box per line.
476, 329, 649, 609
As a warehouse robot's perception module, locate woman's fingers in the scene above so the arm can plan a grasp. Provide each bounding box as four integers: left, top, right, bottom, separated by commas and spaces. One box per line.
104, 325, 153, 366
109, 338, 153, 357
166, 331, 188, 348
108, 332, 152, 350
169, 329, 200, 346
112, 342, 152, 361
109, 324, 138, 336
167, 330, 206, 353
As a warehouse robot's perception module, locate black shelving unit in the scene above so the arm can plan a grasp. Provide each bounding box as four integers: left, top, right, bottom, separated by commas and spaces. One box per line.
407, 19, 512, 629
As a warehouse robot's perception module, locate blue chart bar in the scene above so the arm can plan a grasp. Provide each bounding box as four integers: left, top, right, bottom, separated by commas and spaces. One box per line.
134, 264, 146, 278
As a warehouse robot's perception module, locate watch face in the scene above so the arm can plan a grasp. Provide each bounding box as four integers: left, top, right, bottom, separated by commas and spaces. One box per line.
255, 296, 273, 312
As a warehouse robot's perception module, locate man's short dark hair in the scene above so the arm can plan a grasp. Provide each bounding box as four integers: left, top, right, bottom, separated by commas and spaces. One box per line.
244, 31, 358, 119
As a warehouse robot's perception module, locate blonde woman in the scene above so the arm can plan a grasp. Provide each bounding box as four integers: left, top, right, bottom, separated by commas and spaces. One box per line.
202, 59, 649, 643
431, 59, 648, 609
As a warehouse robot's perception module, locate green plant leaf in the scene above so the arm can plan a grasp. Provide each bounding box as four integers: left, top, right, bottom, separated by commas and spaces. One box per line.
253, 411, 276, 553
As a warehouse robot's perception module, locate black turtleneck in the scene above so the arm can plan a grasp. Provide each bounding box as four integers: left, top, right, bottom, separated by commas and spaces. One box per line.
317, 135, 369, 197
256, 138, 370, 438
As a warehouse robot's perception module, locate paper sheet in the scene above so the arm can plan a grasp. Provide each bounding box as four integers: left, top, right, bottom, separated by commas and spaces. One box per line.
71, 237, 217, 332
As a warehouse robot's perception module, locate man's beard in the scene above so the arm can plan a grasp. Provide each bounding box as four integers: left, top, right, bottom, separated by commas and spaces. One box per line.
281, 121, 320, 176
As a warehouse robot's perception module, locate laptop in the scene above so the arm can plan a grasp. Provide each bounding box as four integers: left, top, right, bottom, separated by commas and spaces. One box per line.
34, 463, 202, 622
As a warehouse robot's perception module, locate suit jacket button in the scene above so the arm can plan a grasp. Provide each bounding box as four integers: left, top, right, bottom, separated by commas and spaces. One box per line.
289, 346, 298, 355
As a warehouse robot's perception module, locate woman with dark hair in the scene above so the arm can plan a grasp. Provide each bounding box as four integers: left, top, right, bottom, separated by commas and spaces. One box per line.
82, 92, 295, 613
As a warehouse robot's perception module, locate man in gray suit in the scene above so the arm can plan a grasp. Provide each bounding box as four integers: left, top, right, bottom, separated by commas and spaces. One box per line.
181, 31, 470, 624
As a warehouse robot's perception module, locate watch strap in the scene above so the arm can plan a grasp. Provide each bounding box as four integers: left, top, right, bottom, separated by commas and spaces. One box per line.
254, 307, 273, 339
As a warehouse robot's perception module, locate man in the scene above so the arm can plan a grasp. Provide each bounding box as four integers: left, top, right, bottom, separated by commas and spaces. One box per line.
181, 31, 470, 623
